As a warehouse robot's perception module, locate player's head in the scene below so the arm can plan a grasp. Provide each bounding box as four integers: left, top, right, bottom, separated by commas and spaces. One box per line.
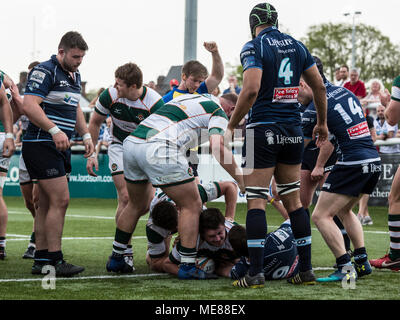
312, 55, 327, 83
298, 77, 313, 106
58, 31, 88, 72
151, 201, 178, 232
28, 61, 40, 73
249, 3, 278, 39
181, 60, 208, 93
219, 93, 238, 117
199, 208, 226, 247
114, 62, 143, 98
228, 225, 248, 257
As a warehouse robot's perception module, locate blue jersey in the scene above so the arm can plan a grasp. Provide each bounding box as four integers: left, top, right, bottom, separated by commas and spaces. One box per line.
304, 81, 380, 165
23, 55, 82, 142
162, 81, 208, 103
240, 26, 315, 127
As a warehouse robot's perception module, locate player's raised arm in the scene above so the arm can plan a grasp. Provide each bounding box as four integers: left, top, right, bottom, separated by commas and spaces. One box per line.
204, 41, 224, 93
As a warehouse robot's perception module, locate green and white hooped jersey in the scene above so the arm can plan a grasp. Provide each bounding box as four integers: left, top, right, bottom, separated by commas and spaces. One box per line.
130, 94, 228, 147
391, 76, 400, 102
146, 181, 223, 257
95, 86, 164, 143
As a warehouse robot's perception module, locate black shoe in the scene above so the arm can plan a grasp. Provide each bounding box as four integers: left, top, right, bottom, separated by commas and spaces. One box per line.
23, 246, 36, 259
287, 269, 316, 285
32, 262, 45, 275
0, 247, 5, 260
232, 272, 265, 288
54, 260, 85, 277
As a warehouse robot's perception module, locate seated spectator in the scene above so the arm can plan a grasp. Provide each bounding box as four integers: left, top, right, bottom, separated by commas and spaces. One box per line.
344, 68, 367, 100
70, 130, 84, 146
361, 79, 384, 119
147, 81, 156, 90
223, 75, 241, 95
374, 105, 400, 154
96, 116, 111, 155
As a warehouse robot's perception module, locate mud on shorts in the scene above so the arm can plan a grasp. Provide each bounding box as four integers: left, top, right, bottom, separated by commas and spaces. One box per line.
123, 136, 195, 188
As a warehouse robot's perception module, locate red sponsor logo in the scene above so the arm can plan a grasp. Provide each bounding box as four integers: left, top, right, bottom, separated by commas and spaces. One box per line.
347, 121, 370, 139
273, 87, 299, 103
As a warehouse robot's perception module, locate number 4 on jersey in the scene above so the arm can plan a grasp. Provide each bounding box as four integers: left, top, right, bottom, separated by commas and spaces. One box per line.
278, 58, 293, 85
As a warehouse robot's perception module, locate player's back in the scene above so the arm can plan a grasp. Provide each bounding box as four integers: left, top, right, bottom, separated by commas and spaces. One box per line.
130, 94, 228, 148
324, 83, 380, 165
240, 26, 315, 127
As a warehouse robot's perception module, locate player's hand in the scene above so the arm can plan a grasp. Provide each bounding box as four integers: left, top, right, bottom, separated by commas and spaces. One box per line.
311, 166, 324, 181
2, 137, 15, 158
83, 138, 95, 159
313, 123, 328, 148
223, 127, 234, 148
86, 155, 98, 177
204, 41, 218, 53
53, 131, 70, 151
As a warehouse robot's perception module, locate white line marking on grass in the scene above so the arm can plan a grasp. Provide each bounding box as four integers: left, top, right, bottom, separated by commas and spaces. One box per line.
0, 273, 168, 283
6, 236, 147, 242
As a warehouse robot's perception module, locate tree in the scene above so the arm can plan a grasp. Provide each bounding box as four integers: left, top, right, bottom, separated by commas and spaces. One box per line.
302, 23, 400, 85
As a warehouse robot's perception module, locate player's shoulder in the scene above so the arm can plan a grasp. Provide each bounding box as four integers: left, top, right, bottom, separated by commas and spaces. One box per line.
392, 75, 400, 88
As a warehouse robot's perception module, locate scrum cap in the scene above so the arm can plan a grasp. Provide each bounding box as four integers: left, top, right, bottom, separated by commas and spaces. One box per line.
249, 3, 278, 39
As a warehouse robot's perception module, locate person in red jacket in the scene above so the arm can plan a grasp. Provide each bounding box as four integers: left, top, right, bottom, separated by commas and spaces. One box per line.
344, 68, 367, 100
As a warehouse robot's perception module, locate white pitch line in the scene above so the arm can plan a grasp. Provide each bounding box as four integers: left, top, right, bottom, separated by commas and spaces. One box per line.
6, 236, 147, 242
0, 273, 168, 283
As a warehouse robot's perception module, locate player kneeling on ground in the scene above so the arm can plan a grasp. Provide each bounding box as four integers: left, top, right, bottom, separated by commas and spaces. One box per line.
146, 181, 238, 273
163, 208, 240, 278
227, 221, 299, 286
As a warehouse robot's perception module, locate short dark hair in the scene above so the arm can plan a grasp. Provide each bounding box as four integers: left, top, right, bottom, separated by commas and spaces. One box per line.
28, 61, 40, 70
182, 60, 208, 79
199, 208, 225, 236
228, 225, 248, 257
220, 93, 238, 105
340, 64, 349, 71
58, 31, 88, 52
151, 201, 178, 232
115, 62, 143, 88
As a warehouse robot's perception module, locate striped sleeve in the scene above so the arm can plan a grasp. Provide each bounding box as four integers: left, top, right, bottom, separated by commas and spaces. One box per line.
95, 88, 113, 115
391, 76, 400, 102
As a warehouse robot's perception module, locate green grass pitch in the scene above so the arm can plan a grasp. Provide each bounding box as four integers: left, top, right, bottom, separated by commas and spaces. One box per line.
0, 196, 399, 300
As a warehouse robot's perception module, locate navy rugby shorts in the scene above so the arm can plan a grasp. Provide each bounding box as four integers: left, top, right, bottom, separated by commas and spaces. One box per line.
242, 124, 304, 169
321, 161, 381, 197
301, 147, 337, 172
22, 141, 72, 180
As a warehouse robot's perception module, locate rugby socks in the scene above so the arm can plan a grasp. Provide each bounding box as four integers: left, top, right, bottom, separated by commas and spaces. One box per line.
177, 242, 197, 265
289, 207, 312, 272
113, 228, 132, 255
34, 249, 50, 266
388, 214, 400, 261
0, 236, 5, 248
333, 215, 351, 252
336, 253, 352, 270
124, 244, 133, 256
353, 247, 368, 265
48, 251, 63, 265
246, 209, 267, 276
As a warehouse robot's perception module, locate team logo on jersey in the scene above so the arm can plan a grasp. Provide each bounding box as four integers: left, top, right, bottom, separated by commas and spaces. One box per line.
30, 70, 46, 84
111, 163, 118, 171
188, 167, 194, 176
272, 87, 299, 103
137, 114, 144, 121
265, 130, 275, 145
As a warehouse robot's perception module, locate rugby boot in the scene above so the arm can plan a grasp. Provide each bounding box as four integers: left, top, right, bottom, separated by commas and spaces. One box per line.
54, 260, 85, 277
178, 263, 218, 280
23, 246, 36, 259
0, 246, 5, 260
232, 272, 265, 288
287, 269, 316, 285
123, 253, 136, 272
106, 252, 134, 273
354, 260, 372, 278
317, 265, 357, 282
369, 254, 400, 271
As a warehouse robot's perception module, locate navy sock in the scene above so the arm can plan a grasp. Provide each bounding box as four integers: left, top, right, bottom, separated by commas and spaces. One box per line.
336, 253, 351, 269
353, 247, 367, 264
48, 251, 63, 265
289, 207, 312, 272
333, 215, 351, 252
34, 249, 50, 265
246, 209, 267, 276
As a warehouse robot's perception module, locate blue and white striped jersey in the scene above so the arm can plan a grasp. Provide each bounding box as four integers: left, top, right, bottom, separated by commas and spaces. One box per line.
23, 55, 82, 142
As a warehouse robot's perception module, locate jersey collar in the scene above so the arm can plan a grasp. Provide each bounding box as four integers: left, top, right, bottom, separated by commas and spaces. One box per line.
257, 26, 279, 38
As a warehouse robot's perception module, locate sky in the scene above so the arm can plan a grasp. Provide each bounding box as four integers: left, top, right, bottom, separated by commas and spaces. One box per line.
1, 0, 399, 93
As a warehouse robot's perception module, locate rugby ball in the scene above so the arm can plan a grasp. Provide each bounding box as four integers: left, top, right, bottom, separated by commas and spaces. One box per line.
195, 257, 215, 274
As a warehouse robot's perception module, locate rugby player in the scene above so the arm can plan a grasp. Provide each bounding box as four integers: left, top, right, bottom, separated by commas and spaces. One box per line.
300, 60, 381, 282
0, 71, 16, 260
369, 76, 400, 270
86, 62, 164, 271
225, 3, 328, 287
106, 93, 244, 280
146, 181, 238, 273
22, 31, 94, 276
228, 221, 299, 281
